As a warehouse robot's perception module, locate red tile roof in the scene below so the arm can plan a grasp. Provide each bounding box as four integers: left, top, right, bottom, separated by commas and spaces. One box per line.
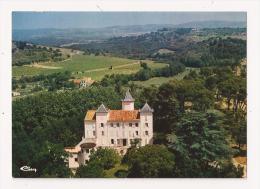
108, 110, 140, 121
84, 110, 140, 122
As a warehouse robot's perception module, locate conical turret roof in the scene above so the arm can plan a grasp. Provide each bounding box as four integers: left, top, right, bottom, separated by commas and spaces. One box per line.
140, 102, 154, 113
122, 89, 135, 102
96, 103, 109, 113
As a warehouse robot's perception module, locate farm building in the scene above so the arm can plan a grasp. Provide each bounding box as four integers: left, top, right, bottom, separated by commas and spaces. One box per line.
73, 77, 94, 88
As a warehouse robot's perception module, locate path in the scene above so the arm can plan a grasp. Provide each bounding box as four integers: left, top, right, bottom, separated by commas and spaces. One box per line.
25, 57, 72, 70
25, 64, 62, 69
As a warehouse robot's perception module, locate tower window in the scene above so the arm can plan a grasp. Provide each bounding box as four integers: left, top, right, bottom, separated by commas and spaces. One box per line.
145, 123, 149, 127
102, 131, 105, 136
135, 131, 139, 136
101, 123, 104, 127
145, 131, 149, 136
111, 139, 114, 144
93, 131, 96, 136
75, 158, 78, 162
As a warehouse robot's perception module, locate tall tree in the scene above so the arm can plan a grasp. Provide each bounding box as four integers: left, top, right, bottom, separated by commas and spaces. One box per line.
167, 112, 242, 178
88, 147, 120, 170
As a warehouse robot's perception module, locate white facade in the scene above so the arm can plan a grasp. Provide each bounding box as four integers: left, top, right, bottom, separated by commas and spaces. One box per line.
65, 90, 154, 169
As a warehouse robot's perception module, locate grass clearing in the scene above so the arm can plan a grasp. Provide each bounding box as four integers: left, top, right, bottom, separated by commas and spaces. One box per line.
44, 54, 135, 72
132, 68, 199, 87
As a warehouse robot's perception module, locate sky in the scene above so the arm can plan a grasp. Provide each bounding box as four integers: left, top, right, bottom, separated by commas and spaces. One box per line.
12, 12, 246, 30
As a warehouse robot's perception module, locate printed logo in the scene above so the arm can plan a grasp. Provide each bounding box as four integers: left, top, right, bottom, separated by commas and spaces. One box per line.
20, 166, 37, 173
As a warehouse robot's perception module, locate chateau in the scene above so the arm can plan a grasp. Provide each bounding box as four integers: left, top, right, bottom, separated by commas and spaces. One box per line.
65, 89, 154, 169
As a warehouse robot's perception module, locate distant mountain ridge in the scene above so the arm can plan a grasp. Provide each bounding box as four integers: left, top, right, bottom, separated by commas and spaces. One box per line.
13, 21, 246, 46
175, 20, 246, 28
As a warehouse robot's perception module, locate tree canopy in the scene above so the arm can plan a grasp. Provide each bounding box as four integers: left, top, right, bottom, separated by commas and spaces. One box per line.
123, 145, 175, 178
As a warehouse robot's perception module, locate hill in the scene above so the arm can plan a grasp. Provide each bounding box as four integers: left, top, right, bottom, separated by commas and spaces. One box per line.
69, 27, 246, 67
12, 21, 246, 47
175, 20, 246, 28
12, 24, 172, 46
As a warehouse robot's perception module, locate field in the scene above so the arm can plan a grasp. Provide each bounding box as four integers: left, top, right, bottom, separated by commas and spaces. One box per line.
132, 68, 199, 87
13, 54, 167, 80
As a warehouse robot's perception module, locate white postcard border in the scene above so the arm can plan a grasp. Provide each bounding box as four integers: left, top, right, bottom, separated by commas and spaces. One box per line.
0, 0, 260, 189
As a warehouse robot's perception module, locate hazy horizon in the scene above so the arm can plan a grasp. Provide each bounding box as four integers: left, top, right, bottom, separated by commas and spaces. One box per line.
13, 12, 246, 30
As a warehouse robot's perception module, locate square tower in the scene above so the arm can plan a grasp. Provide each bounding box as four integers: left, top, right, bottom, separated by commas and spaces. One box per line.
121, 89, 135, 110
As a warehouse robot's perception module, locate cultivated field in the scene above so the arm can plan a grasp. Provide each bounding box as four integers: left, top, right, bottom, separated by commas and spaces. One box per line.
13, 54, 167, 80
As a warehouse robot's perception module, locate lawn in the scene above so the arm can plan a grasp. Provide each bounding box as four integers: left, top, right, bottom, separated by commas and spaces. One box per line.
13, 54, 167, 80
